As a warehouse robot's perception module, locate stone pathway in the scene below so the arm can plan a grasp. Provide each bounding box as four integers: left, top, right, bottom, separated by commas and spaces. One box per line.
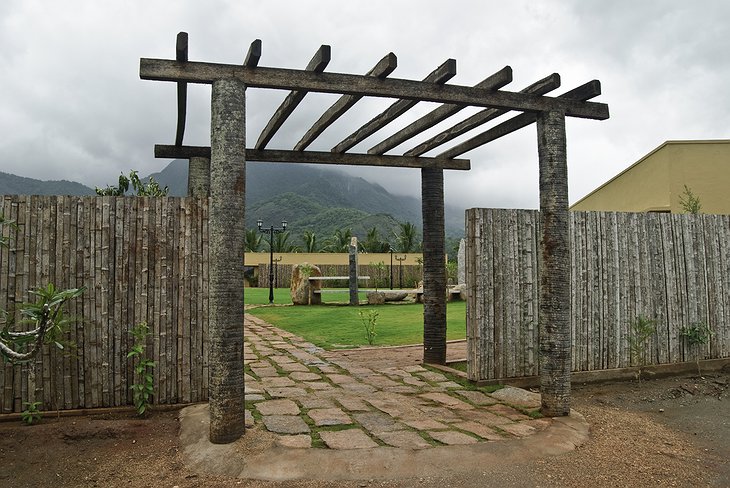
244, 315, 550, 451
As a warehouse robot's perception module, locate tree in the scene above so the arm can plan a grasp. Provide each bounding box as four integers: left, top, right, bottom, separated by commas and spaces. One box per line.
96, 170, 168, 196
324, 228, 353, 252
269, 231, 298, 253
361, 227, 390, 253
679, 184, 702, 214
245, 229, 262, 252
301, 230, 319, 253
394, 221, 420, 253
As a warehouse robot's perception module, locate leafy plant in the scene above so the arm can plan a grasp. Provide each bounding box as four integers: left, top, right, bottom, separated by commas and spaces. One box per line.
678, 184, 702, 214
128, 322, 155, 416
20, 401, 42, 425
96, 170, 168, 197
680, 322, 712, 375
628, 315, 657, 382
446, 261, 458, 285
358, 309, 379, 346
373, 261, 387, 291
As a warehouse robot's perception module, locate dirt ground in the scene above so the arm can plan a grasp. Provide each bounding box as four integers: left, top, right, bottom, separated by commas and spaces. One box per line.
1, 369, 728, 487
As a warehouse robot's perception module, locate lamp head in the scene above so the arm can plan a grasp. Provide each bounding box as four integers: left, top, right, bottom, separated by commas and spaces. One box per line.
282, 220, 288, 230
257, 219, 263, 230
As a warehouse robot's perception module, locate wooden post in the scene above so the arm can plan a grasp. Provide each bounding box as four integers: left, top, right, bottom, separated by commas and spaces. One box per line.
188, 157, 210, 197
537, 109, 571, 417
349, 236, 359, 306
421, 168, 447, 364
208, 78, 246, 443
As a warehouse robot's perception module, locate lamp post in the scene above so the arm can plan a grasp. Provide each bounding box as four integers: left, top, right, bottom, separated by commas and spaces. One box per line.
395, 254, 407, 289
389, 247, 394, 290
272, 255, 283, 288
257, 219, 287, 304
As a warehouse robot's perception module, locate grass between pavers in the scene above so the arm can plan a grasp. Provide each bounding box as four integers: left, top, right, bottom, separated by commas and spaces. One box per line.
247, 301, 466, 349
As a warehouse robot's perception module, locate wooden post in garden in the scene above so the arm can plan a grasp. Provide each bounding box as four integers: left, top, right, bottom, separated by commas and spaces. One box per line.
536, 109, 571, 417
188, 157, 210, 197
421, 167, 447, 364
208, 78, 246, 443
349, 236, 359, 305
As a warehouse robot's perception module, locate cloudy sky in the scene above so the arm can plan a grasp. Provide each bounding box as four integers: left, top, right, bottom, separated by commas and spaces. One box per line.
1, 1, 728, 210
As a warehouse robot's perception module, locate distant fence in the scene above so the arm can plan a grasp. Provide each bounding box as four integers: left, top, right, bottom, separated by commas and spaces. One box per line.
466, 209, 730, 381
0, 195, 209, 413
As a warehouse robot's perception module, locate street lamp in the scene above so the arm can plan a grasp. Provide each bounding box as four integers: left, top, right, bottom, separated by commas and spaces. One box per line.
389, 247, 394, 290
257, 219, 287, 304
395, 254, 407, 289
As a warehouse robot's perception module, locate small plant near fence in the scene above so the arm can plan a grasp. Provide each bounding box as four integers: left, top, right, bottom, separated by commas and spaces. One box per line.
128, 322, 155, 416
680, 322, 712, 376
21, 401, 43, 425
628, 315, 657, 382
358, 309, 379, 346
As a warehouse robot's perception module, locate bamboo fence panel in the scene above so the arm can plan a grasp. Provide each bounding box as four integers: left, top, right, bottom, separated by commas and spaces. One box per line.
466, 209, 730, 381
0, 195, 209, 413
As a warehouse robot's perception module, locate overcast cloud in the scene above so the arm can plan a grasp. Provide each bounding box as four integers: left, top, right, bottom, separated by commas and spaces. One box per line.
1, 0, 728, 210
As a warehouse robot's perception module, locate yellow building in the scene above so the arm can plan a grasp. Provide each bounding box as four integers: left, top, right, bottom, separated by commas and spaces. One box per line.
571, 140, 730, 214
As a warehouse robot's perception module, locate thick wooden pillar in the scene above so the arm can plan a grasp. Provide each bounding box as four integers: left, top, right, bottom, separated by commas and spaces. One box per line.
537, 109, 571, 417
188, 156, 210, 197
348, 236, 359, 306
421, 168, 447, 364
208, 78, 246, 443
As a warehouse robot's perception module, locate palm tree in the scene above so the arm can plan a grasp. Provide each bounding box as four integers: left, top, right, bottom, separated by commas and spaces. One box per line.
245, 229, 262, 252
301, 230, 319, 252
361, 226, 389, 253
324, 228, 352, 252
421, 170, 447, 365
394, 221, 420, 253
270, 231, 298, 253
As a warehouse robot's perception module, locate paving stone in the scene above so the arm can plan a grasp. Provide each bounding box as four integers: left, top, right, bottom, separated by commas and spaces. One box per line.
489, 386, 542, 409
256, 399, 300, 416
416, 371, 449, 383
251, 366, 280, 378
453, 421, 505, 441
436, 381, 463, 389
353, 412, 402, 434
526, 418, 551, 431
362, 375, 401, 388
326, 374, 357, 385
402, 365, 428, 373
289, 350, 321, 365
304, 381, 335, 391
418, 392, 474, 410
244, 373, 257, 383
376, 430, 432, 449
265, 387, 308, 398
459, 409, 514, 426
276, 434, 312, 449
378, 367, 411, 378
367, 396, 423, 419
261, 377, 296, 388
383, 385, 419, 394
280, 362, 310, 372
245, 393, 265, 402
307, 408, 353, 426
244, 384, 264, 394
454, 390, 498, 406
427, 430, 479, 445
269, 355, 295, 365
341, 383, 377, 394
417, 406, 462, 423
289, 371, 321, 382
316, 365, 340, 374
338, 397, 371, 412
402, 376, 428, 387
262, 415, 311, 434
348, 367, 376, 377
401, 418, 450, 431
498, 422, 537, 438
299, 397, 336, 409
319, 429, 378, 449
486, 404, 531, 421
245, 409, 255, 428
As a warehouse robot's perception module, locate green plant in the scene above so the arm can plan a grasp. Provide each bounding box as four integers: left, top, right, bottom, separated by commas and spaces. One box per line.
628, 315, 657, 369
446, 261, 458, 285
96, 170, 168, 196
20, 401, 43, 425
680, 322, 712, 375
358, 309, 379, 345
128, 322, 155, 416
678, 184, 702, 214
373, 261, 387, 291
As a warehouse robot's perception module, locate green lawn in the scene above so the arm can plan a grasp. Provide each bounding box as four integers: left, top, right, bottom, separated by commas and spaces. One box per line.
247, 293, 466, 350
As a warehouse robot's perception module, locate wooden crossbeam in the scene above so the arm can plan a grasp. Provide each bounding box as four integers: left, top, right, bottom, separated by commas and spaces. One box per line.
140, 59, 609, 120
175, 32, 188, 146
294, 53, 397, 151
331, 59, 457, 153
244, 39, 262, 67
367, 66, 513, 155
254, 45, 332, 150
405, 73, 561, 157
437, 80, 603, 159
153, 144, 470, 170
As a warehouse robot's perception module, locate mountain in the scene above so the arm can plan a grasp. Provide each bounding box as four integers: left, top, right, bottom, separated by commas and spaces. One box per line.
0, 171, 95, 196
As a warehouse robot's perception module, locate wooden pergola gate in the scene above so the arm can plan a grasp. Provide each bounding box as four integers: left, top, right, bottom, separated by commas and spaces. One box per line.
140, 32, 609, 443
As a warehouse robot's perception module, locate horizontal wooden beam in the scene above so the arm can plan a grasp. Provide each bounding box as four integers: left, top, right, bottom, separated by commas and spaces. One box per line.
294, 52, 397, 151
139, 58, 609, 120
175, 32, 188, 146
405, 73, 561, 157
244, 39, 262, 67
255, 45, 331, 150
368, 66, 514, 155
154, 145, 470, 170
331, 59, 457, 153
437, 80, 604, 159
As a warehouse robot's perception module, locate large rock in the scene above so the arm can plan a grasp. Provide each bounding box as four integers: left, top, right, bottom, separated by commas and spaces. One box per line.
290, 263, 322, 305
366, 291, 385, 305
367, 290, 408, 304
